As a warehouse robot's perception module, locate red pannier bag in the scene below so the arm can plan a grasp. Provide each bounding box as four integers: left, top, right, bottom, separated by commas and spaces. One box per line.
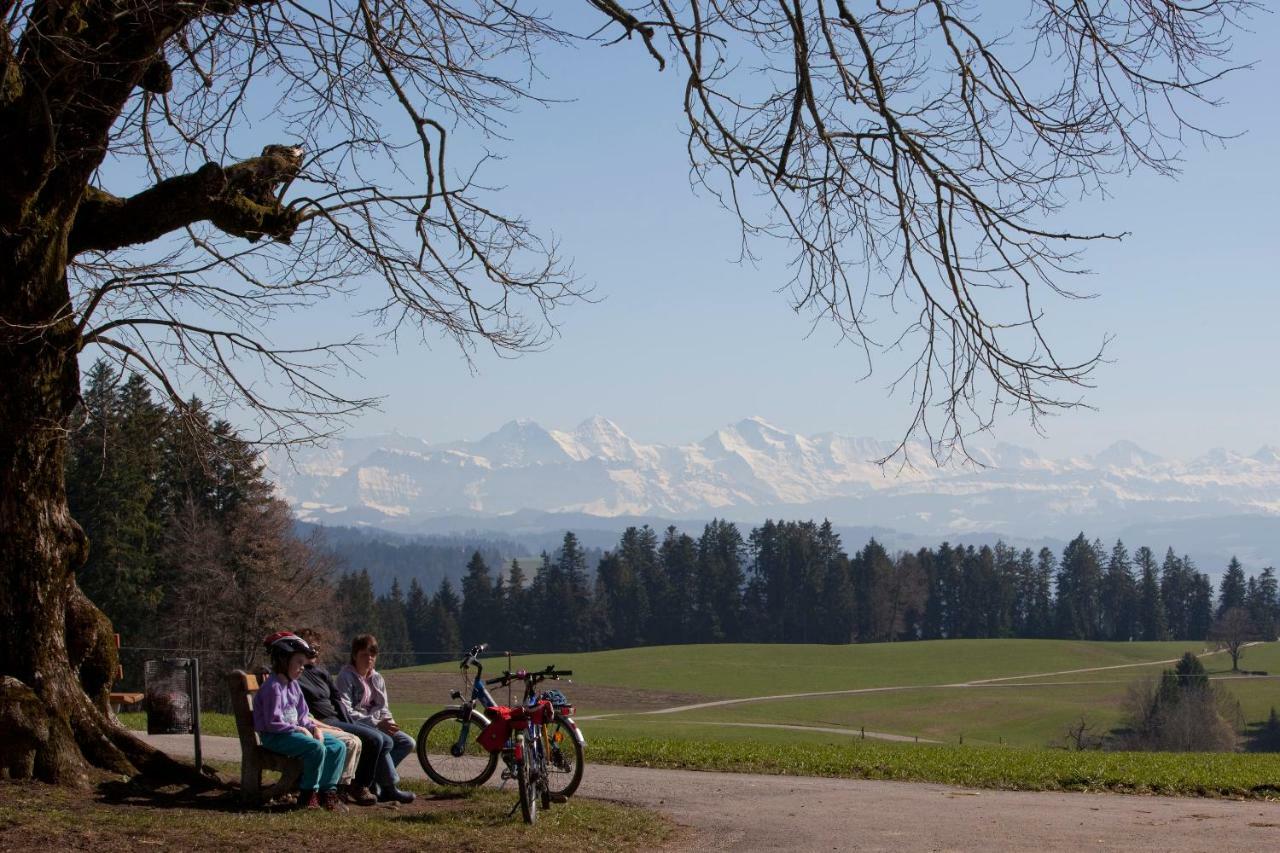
477, 706, 514, 753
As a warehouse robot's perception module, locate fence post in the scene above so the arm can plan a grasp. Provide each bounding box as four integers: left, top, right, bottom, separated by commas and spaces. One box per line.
190, 657, 203, 771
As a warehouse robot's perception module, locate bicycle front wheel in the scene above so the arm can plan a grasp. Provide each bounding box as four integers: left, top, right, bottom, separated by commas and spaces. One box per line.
416, 708, 500, 787
516, 734, 537, 825
545, 715, 585, 799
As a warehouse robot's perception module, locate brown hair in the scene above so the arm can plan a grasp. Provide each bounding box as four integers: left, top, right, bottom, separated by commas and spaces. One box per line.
295, 627, 321, 657
350, 634, 379, 666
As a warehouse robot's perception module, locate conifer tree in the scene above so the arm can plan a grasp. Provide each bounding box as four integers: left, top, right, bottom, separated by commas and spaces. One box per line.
459, 551, 496, 648
1187, 566, 1215, 641
659, 527, 699, 645
1161, 549, 1191, 640
338, 570, 381, 640
405, 577, 432, 659
1218, 557, 1248, 618
748, 521, 783, 643
1056, 534, 1102, 639
503, 559, 530, 651
695, 520, 746, 643
601, 525, 655, 645
422, 578, 462, 654
596, 551, 642, 649
1101, 540, 1138, 641
375, 579, 412, 668
551, 532, 594, 651
617, 526, 657, 646
1247, 567, 1278, 640
65, 363, 164, 643
816, 527, 855, 644
1135, 547, 1168, 641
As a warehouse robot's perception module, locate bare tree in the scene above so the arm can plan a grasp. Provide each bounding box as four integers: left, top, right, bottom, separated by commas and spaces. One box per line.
1210, 607, 1258, 672
1061, 714, 1099, 751
0, 1, 1253, 783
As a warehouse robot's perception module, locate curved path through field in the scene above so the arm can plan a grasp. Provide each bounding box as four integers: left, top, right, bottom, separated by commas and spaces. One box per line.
608, 645, 1253, 719
139, 732, 1280, 851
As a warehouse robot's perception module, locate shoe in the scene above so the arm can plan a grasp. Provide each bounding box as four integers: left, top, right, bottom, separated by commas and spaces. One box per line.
378, 787, 416, 804
347, 785, 377, 806
321, 790, 348, 812
299, 790, 321, 810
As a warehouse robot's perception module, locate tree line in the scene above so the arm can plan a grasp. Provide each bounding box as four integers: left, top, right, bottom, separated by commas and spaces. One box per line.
70, 364, 1278, 675
66, 363, 337, 695
347, 522, 1279, 662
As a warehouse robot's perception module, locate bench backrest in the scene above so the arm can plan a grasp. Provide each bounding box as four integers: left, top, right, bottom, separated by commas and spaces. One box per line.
228, 670, 263, 754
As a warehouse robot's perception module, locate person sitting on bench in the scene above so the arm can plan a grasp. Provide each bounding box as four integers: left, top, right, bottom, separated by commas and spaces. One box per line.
254, 632, 349, 811
337, 634, 416, 804
294, 628, 391, 807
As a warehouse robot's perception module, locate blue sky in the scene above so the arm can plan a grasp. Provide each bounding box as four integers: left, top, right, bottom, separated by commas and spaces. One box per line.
113, 7, 1280, 460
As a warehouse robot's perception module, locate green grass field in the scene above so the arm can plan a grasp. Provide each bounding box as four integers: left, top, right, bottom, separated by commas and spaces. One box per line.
390, 638, 1280, 748
131, 640, 1280, 798
406, 638, 1219, 698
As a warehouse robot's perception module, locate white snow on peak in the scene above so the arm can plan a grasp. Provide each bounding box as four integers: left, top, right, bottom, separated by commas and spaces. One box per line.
266, 422, 1280, 537
1091, 440, 1163, 470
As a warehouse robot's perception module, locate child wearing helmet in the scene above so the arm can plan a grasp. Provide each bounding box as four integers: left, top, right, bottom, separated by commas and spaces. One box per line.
254, 632, 349, 811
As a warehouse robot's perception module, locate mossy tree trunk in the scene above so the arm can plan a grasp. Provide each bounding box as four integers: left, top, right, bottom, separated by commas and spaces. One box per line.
0, 0, 297, 786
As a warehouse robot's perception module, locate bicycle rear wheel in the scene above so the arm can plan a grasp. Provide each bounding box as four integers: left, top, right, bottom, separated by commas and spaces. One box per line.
536, 728, 552, 810
416, 708, 500, 787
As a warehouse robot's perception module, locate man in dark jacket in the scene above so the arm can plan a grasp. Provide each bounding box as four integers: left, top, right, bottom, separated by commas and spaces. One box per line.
295, 630, 391, 805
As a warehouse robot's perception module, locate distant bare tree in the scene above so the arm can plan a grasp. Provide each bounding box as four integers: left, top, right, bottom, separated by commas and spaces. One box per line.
1210, 607, 1258, 672
0, 0, 1254, 783
1061, 714, 1100, 751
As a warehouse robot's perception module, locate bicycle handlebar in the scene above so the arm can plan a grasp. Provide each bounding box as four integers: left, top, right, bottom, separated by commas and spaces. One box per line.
460, 642, 488, 670
483, 665, 573, 687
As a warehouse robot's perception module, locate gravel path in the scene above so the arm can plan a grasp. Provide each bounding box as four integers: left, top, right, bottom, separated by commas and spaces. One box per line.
139, 732, 1280, 851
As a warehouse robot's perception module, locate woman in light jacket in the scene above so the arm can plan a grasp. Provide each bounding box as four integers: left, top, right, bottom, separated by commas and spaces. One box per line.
337, 633, 416, 803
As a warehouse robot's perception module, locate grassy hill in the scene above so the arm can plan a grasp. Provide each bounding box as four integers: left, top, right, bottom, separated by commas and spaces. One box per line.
391, 639, 1280, 748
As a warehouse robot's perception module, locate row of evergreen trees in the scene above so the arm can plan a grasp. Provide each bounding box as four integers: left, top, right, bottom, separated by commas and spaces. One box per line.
342, 523, 1279, 662
67, 362, 336, 693
69, 362, 1279, 673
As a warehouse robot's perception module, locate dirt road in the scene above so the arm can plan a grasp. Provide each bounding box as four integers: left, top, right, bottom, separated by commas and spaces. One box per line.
139, 733, 1280, 851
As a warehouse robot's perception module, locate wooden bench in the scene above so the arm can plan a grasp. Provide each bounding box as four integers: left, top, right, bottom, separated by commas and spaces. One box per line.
228, 670, 303, 805
108, 691, 145, 712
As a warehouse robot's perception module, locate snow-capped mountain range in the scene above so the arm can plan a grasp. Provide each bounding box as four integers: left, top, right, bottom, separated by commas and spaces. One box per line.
268, 417, 1280, 563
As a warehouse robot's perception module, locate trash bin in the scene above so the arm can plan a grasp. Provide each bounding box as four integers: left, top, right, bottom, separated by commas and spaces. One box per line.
144, 658, 198, 734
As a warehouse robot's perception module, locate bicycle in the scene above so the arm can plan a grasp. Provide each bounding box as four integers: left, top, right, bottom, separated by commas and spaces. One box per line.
416, 644, 586, 819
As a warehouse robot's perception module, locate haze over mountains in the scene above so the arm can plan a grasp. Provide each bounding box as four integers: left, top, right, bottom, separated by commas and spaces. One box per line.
268, 417, 1280, 571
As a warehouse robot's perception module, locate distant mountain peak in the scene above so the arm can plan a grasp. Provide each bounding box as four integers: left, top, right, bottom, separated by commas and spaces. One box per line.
267, 421, 1280, 546
1251, 445, 1280, 464
737, 415, 788, 432
576, 414, 625, 434
1091, 440, 1162, 469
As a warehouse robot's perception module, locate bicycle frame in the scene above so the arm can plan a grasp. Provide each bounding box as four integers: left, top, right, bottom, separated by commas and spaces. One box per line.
447, 662, 499, 758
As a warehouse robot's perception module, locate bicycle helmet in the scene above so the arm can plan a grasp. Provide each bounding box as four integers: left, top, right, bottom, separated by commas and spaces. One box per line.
263, 631, 313, 671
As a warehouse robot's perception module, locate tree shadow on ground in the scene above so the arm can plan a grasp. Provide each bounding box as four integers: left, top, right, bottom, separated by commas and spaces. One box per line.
97, 776, 253, 812
95, 775, 485, 815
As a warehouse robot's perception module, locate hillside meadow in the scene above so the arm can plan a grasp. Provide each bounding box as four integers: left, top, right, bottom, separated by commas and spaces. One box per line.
125, 640, 1280, 797
389, 638, 1280, 747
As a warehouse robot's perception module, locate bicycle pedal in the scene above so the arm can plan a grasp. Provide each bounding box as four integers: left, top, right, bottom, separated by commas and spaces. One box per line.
550, 793, 568, 804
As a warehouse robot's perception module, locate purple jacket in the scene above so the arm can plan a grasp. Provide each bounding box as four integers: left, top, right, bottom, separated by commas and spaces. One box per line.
253, 674, 314, 734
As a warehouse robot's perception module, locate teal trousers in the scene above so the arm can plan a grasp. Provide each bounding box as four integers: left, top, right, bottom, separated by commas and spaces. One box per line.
259, 730, 347, 792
